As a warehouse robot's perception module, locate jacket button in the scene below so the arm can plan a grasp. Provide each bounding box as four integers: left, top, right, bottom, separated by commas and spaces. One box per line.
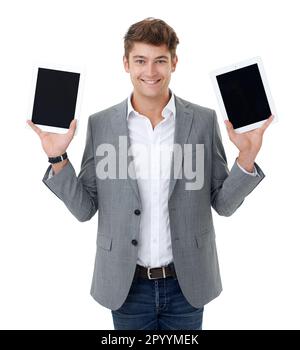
131, 239, 138, 246
134, 209, 141, 215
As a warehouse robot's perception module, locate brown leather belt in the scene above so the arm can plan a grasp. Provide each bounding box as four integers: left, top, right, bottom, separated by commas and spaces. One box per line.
135, 263, 177, 280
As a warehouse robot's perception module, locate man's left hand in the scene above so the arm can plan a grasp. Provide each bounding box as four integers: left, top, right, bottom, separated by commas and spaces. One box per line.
224, 115, 274, 172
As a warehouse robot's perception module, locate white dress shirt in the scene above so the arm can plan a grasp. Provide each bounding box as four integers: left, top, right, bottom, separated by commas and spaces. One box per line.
127, 93, 176, 268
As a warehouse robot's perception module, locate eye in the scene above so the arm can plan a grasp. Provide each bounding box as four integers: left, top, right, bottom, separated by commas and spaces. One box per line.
156, 60, 167, 64
135, 60, 145, 64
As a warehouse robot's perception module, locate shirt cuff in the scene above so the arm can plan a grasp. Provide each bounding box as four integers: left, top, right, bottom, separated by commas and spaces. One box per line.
236, 159, 259, 177
48, 167, 54, 179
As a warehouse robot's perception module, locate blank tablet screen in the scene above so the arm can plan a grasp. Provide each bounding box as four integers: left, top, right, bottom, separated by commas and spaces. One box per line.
31, 68, 80, 129
216, 64, 271, 129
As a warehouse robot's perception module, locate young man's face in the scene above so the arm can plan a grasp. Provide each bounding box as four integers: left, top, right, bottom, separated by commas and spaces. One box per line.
123, 42, 178, 99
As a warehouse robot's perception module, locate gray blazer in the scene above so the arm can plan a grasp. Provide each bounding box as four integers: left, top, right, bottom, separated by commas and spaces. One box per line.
43, 95, 265, 310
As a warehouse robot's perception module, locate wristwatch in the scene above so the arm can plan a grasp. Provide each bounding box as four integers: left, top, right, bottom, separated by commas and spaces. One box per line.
48, 152, 68, 164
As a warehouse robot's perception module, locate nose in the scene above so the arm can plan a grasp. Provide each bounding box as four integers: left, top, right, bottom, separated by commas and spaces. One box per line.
144, 62, 157, 78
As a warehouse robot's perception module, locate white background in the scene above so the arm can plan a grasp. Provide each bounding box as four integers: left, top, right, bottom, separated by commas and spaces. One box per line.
0, 0, 299, 330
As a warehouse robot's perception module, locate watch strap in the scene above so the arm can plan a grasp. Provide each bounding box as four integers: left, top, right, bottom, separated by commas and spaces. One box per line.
48, 152, 68, 164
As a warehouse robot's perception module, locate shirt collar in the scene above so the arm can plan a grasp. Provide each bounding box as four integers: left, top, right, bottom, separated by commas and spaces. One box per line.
127, 90, 176, 121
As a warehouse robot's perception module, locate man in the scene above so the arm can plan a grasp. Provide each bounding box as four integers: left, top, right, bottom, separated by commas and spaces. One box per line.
27, 18, 273, 330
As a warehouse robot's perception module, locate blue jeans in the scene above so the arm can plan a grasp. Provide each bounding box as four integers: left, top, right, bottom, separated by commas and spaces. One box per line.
111, 274, 204, 330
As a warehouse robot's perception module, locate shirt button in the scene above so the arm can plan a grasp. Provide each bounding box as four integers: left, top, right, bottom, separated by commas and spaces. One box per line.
134, 209, 141, 215
131, 239, 138, 246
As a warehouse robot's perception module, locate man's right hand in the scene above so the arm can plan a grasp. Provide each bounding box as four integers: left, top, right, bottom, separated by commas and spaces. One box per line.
27, 119, 77, 157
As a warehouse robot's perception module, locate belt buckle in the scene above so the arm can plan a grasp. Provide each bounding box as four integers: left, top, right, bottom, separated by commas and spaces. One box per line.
147, 266, 166, 280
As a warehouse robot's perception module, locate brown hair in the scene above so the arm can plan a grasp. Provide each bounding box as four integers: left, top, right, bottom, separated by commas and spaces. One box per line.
124, 18, 179, 59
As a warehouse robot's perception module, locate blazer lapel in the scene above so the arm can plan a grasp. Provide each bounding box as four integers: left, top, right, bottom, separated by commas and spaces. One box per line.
110, 99, 141, 203
168, 96, 194, 200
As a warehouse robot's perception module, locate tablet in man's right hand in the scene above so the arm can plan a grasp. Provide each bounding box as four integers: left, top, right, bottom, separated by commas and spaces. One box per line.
28, 63, 84, 134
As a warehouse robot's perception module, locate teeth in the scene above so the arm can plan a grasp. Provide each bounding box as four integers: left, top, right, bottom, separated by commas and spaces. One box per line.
142, 79, 160, 84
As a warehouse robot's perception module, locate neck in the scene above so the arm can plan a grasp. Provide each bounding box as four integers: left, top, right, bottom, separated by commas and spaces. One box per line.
131, 90, 171, 118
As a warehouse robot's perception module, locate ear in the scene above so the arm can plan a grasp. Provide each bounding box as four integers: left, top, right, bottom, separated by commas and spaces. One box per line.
171, 55, 178, 73
123, 55, 130, 73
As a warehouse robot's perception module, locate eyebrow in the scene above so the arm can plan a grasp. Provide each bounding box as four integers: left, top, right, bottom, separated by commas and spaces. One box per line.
132, 55, 169, 60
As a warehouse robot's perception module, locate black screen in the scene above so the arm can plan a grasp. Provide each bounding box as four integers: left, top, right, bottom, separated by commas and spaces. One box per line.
216, 64, 271, 129
32, 68, 80, 129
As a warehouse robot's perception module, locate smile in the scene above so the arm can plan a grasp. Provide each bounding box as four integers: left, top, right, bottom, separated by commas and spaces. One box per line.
141, 79, 161, 85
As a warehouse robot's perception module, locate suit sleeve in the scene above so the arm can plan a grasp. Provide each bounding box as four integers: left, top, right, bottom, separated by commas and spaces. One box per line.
210, 110, 265, 216
42, 116, 98, 222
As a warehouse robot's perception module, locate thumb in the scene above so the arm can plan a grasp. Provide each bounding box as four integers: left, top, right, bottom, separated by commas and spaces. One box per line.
224, 120, 234, 138
224, 119, 234, 135
224, 119, 233, 130
67, 119, 77, 136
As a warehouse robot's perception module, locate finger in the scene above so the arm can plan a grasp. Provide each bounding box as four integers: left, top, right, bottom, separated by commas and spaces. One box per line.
27, 120, 43, 136
67, 119, 77, 136
260, 115, 274, 132
224, 119, 235, 137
